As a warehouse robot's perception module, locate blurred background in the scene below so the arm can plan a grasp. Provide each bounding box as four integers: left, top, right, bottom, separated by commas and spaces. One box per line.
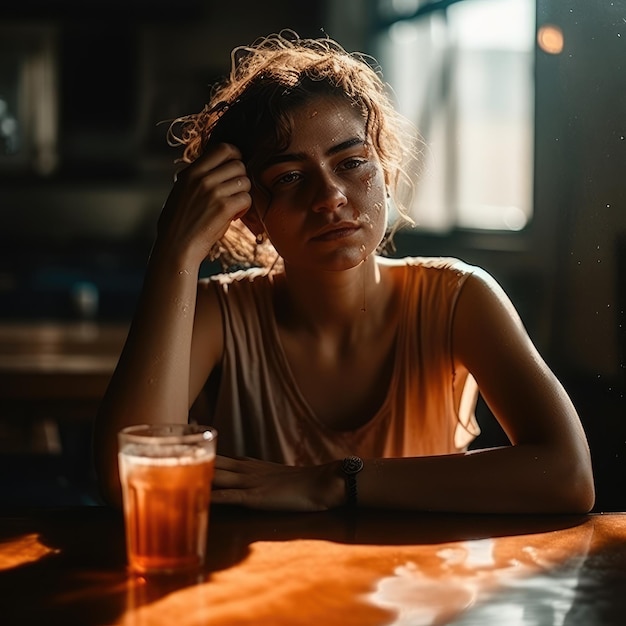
0, 0, 624, 510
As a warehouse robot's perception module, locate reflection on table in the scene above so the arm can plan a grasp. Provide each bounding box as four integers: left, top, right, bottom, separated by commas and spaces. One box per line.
1, 506, 626, 625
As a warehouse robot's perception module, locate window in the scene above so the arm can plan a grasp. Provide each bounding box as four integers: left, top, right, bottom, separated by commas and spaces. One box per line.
0, 23, 58, 176
373, 0, 536, 232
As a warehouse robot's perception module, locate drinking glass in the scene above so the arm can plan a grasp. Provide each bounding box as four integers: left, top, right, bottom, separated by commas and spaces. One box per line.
118, 423, 217, 575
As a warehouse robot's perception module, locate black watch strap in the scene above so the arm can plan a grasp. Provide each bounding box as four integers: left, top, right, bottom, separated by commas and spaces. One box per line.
341, 456, 364, 508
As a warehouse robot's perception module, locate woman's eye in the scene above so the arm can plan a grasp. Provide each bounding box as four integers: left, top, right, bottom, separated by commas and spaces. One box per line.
340, 158, 366, 171
276, 171, 301, 185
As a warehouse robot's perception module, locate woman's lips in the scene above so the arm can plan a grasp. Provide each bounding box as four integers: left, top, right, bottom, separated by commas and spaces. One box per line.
311, 224, 361, 242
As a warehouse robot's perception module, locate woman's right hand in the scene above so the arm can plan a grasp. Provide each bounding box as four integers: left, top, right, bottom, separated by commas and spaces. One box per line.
156, 142, 252, 266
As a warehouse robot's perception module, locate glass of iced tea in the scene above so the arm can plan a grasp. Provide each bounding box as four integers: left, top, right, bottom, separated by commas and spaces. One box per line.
117, 423, 217, 575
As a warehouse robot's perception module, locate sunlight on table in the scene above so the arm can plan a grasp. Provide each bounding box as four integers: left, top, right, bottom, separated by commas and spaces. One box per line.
119, 519, 597, 626
0, 533, 60, 570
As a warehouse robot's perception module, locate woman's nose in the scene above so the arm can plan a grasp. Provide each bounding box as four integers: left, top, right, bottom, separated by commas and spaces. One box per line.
310, 172, 347, 213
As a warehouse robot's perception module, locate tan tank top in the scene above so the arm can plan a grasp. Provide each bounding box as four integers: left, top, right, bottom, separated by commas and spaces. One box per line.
204, 256, 480, 465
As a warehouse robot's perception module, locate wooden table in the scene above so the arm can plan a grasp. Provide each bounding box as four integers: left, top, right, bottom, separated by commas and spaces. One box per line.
0, 322, 127, 413
0, 322, 127, 454
1, 505, 626, 625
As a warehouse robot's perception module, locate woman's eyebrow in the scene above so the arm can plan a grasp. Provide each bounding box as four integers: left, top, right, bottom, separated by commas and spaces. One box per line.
261, 137, 366, 170
327, 136, 366, 155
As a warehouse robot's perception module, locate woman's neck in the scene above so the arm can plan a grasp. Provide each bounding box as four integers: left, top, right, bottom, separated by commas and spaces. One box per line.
274, 256, 392, 340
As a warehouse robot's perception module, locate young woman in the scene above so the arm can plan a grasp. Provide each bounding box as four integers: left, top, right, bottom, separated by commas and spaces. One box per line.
93, 31, 595, 513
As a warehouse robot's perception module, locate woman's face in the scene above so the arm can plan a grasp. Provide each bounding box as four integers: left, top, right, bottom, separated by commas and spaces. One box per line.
250, 96, 388, 272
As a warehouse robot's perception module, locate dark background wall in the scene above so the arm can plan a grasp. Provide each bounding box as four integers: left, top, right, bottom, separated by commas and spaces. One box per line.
0, 0, 624, 510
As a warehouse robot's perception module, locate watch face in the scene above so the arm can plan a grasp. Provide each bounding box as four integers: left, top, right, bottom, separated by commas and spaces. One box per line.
343, 456, 364, 475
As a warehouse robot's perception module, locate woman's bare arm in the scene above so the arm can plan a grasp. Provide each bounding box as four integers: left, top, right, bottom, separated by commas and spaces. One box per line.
93, 144, 251, 508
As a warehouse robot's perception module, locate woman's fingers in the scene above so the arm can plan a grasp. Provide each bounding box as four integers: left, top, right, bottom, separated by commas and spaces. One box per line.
213, 469, 244, 489
211, 489, 246, 507
215, 455, 278, 470
156, 142, 253, 260
210, 456, 335, 511
213, 456, 266, 488
195, 142, 243, 172
186, 149, 252, 223
181, 143, 247, 188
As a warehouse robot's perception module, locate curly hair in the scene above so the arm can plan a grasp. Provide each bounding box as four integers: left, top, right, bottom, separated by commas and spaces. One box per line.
167, 30, 420, 272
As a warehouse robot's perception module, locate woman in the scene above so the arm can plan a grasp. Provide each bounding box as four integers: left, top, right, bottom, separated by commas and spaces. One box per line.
93, 31, 595, 513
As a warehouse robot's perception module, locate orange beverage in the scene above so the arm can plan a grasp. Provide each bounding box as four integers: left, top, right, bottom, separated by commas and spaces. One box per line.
118, 424, 217, 575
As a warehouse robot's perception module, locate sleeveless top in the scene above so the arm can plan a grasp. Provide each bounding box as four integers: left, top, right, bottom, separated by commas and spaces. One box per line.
202, 256, 480, 465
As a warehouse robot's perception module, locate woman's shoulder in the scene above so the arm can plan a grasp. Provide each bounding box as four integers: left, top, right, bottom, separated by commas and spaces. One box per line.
377, 256, 512, 317
196, 268, 276, 318
377, 255, 479, 279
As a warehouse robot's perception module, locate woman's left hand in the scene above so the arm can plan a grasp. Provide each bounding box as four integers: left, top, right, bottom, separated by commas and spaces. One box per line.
211, 455, 343, 511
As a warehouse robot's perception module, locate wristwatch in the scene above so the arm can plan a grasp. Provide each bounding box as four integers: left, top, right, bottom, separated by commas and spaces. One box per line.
341, 456, 364, 508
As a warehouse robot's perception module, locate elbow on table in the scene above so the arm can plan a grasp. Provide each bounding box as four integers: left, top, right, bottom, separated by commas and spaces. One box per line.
550, 454, 596, 514
569, 475, 596, 515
